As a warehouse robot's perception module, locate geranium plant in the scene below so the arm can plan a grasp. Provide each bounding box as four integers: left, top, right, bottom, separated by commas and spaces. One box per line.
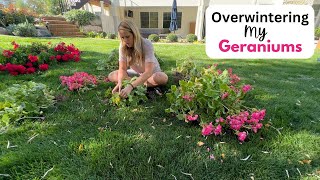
60, 72, 97, 91
0, 81, 55, 127
166, 61, 266, 142
0, 41, 81, 76
105, 78, 148, 107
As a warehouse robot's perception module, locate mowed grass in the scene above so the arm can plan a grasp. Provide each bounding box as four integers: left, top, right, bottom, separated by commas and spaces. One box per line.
0, 35, 319, 179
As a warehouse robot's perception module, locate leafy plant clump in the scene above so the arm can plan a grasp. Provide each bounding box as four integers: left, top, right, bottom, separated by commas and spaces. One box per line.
166, 61, 266, 142
107, 33, 116, 39
0, 81, 55, 127
166, 33, 178, 42
63, 9, 95, 26
186, 34, 197, 43
148, 34, 160, 42
105, 78, 148, 107
12, 21, 37, 37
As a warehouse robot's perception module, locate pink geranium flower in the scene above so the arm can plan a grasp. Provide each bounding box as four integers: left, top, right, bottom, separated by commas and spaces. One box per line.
213, 124, 222, 135
221, 92, 229, 100
202, 122, 214, 136
238, 132, 247, 142
242, 85, 252, 93
186, 114, 198, 121
182, 94, 193, 102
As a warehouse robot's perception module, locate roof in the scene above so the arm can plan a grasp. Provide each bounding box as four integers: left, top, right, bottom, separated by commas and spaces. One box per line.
116, 0, 199, 7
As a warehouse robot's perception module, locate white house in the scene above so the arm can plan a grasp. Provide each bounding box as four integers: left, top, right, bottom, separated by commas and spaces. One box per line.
82, 0, 320, 40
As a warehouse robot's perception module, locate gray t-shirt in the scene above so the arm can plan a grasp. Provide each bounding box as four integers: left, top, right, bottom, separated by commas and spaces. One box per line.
119, 38, 161, 74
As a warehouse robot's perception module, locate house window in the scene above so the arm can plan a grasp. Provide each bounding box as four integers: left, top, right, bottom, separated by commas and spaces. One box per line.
140, 12, 158, 28
163, 12, 182, 28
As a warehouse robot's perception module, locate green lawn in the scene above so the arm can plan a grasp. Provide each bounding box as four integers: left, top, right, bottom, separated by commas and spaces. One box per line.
0, 35, 319, 179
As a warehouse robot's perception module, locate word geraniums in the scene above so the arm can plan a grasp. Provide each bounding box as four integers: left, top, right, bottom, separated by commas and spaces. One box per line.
166, 61, 266, 142
0, 41, 81, 76
60, 72, 97, 91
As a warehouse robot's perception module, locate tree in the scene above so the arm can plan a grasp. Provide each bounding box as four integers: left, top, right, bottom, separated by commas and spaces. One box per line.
14, 0, 62, 15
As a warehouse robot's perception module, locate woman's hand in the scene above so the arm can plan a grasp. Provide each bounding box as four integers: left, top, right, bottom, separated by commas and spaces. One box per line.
112, 82, 122, 94
120, 85, 133, 98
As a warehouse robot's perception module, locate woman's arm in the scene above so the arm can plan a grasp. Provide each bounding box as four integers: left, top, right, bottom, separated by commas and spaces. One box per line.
118, 61, 127, 83
112, 61, 127, 94
119, 62, 154, 98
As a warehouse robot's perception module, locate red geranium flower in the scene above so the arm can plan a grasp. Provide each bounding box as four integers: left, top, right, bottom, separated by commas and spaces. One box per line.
28, 55, 38, 63
25, 62, 33, 67
56, 55, 62, 61
26, 67, 36, 74
2, 50, 14, 58
0, 64, 6, 71
39, 64, 49, 71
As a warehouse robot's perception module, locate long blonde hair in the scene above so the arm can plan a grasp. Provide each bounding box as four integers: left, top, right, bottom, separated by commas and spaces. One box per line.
118, 19, 144, 66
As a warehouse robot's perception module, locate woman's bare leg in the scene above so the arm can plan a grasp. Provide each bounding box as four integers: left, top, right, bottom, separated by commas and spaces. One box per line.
146, 72, 168, 87
108, 70, 130, 83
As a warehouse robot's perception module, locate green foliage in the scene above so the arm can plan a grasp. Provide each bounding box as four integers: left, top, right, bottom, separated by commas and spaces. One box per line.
107, 33, 117, 39
166, 33, 178, 42
148, 34, 159, 42
0, 81, 55, 126
63, 10, 95, 26
85, 31, 97, 38
175, 60, 200, 80
186, 34, 197, 43
13, 21, 37, 37
166, 61, 246, 124
96, 48, 119, 71
5, 24, 17, 35
315, 27, 320, 39
0, 9, 35, 27
100, 32, 107, 38
105, 78, 148, 107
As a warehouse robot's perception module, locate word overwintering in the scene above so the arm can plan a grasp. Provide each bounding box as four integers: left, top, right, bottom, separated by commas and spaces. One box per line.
212, 11, 309, 26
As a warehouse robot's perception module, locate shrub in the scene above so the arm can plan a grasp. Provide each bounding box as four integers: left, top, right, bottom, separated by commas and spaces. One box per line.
63, 9, 95, 26
13, 21, 37, 37
107, 33, 116, 39
148, 34, 159, 42
166, 33, 178, 42
315, 27, 320, 39
101, 32, 107, 38
186, 34, 197, 43
85, 31, 97, 38
1, 5, 36, 26
5, 24, 16, 35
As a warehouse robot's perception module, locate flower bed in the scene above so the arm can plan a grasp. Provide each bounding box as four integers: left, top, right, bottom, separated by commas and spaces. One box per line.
0, 41, 81, 76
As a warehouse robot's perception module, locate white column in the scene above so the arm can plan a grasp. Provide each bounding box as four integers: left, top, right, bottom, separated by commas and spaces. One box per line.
316, 7, 320, 27
195, 0, 209, 40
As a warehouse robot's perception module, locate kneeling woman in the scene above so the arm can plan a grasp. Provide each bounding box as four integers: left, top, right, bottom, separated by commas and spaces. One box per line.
108, 20, 168, 98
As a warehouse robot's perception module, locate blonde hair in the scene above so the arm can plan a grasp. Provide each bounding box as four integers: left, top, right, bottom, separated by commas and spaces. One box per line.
118, 19, 144, 66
